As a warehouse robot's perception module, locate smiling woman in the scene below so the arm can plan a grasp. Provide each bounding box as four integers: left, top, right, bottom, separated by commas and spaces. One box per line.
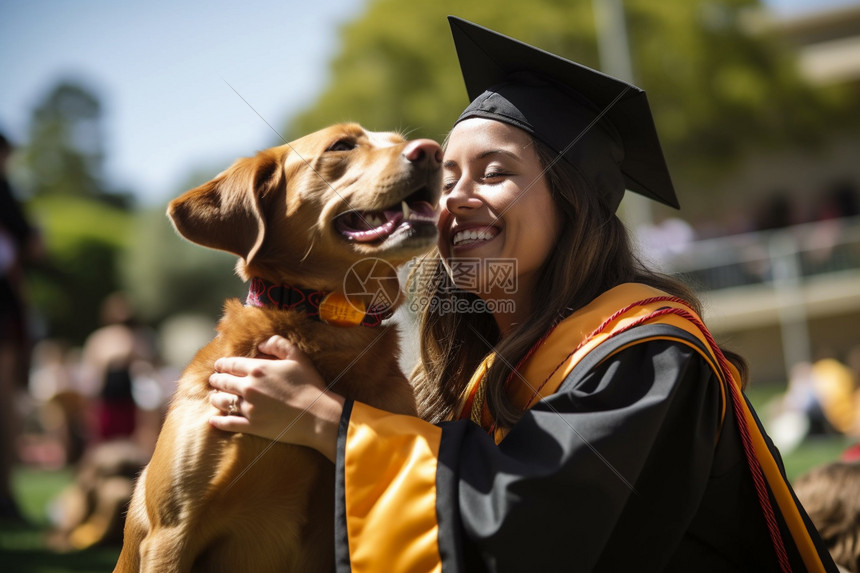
439, 117, 561, 332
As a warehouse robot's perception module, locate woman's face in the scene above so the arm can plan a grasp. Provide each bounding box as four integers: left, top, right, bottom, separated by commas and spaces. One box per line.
439, 118, 562, 299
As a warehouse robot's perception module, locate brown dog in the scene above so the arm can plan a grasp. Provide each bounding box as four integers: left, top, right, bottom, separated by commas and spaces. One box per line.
114, 123, 441, 572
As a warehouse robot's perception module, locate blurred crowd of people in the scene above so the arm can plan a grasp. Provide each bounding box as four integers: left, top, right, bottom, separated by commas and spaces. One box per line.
768, 349, 860, 453
17, 292, 175, 549
0, 130, 212, 549
5, 288, 215, 549
0, 132, 44, 522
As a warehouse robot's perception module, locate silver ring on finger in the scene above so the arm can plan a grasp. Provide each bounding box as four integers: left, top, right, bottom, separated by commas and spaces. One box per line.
227, 395, 239, 416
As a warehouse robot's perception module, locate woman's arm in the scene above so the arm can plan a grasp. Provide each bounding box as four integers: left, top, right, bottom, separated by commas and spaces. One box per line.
208, 335, 345, 462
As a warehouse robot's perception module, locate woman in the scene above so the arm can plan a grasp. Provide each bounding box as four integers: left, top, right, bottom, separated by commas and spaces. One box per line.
208, 18, 836, 572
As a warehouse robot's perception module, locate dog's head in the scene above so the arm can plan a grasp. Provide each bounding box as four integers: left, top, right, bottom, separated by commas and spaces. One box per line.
167, 123, 442, 291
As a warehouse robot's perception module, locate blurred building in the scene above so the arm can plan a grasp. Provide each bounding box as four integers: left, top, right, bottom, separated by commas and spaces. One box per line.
660, 3, 860, 385
775, 2, 860, 86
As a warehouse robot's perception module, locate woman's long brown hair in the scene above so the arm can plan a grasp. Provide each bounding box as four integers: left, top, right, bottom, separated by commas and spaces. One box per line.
409, 138, 747, 427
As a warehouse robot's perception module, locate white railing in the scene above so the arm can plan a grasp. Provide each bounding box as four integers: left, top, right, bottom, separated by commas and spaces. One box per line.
655, 215, 860, 292
651, 215, 860, 377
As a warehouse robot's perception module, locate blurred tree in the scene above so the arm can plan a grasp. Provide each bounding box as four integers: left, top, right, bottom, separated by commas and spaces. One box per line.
18, 81, 134, 208
14, 80, 136, 343
287, 0, 852, 215
26, 195, 128, 343
122, 198, 243, 327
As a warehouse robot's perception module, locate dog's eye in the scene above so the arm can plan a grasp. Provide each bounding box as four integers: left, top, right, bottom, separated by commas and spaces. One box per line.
326, 139, 356, 152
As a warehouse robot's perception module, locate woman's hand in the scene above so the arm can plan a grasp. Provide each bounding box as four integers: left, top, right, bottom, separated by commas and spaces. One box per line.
208, 335, 344, 462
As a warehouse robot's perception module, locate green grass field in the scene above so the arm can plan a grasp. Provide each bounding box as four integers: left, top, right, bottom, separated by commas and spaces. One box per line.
0, 467, 121, 573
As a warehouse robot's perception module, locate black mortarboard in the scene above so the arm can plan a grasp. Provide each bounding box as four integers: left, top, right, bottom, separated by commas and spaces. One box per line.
449, 16, 679, 211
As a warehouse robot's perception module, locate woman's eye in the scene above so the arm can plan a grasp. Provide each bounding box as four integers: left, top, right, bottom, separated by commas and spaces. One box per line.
442, 178, 458, 192
482, 171, 507, 180
326, 139, 356, 152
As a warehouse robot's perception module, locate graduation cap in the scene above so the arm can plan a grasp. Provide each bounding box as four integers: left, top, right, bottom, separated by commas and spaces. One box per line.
449, 16, 679, 211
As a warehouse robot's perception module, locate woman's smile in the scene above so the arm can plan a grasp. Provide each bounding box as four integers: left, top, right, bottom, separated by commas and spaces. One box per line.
450, 224, 500, 249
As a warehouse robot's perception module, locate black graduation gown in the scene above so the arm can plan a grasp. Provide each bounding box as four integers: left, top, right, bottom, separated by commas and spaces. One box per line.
333, 284, 837, 572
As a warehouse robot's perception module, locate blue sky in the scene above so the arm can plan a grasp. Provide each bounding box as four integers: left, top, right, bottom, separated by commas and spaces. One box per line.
0, 0, 363, 204
1, 0, 857, 206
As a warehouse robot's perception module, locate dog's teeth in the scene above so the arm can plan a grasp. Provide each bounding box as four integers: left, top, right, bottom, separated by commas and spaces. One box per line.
402, 201, 411, 219
363, 213, 384, 228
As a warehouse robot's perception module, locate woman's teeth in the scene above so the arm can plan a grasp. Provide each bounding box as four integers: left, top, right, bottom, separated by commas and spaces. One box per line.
452, 228, 496, 245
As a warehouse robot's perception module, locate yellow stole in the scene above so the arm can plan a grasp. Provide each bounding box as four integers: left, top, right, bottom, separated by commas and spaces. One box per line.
455, 282, 826, 573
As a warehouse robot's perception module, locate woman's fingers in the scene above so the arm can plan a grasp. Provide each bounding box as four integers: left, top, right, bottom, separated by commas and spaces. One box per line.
258, 335, 296, 360
212, 339, 299, 379
210, 389, 244, 416
209, 411, 253, 433
209, 370, 246, 396
210, 352, 281, 394
213, 355, 255, 376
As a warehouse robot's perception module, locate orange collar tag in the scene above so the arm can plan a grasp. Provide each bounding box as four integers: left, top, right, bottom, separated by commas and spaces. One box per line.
319, 292, 367, 327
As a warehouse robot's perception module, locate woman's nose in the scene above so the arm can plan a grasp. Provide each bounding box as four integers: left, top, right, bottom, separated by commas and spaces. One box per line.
441, 178, 482, 213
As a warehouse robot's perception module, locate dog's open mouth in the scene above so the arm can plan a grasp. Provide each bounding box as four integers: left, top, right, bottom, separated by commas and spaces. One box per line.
335, 189, 438, 244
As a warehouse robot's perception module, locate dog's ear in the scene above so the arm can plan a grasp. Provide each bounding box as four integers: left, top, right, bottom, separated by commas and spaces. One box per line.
167, 152, 281, 263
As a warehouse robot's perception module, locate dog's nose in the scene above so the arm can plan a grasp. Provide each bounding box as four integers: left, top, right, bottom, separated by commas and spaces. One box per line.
403, 139, 443, 168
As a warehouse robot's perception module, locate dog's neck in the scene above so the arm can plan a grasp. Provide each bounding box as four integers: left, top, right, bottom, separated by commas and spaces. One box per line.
245, 277, 393, 327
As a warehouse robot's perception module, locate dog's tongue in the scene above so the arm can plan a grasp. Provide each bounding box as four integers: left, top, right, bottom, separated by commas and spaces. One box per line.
338, 209, 402, 243
337, 201, 436, 243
